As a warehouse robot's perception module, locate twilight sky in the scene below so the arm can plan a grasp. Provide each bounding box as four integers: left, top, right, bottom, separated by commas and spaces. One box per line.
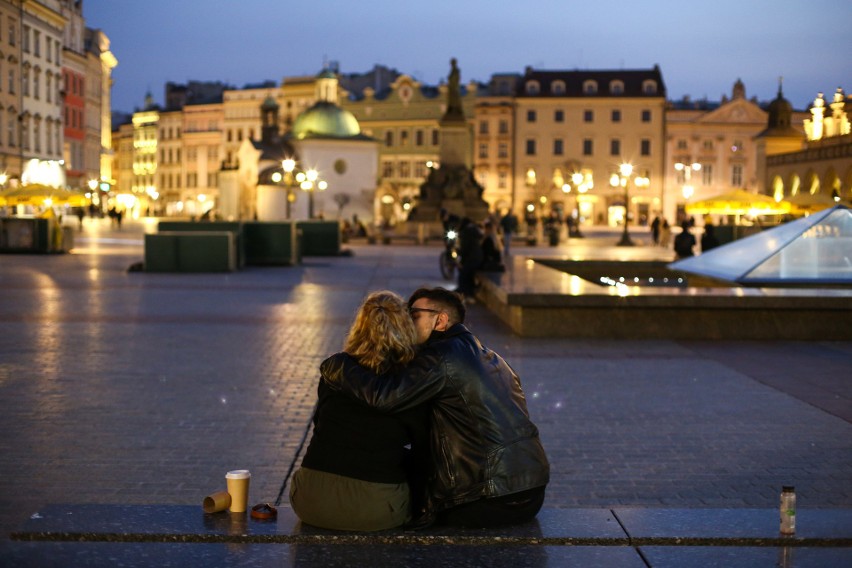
85, 0, 851, 114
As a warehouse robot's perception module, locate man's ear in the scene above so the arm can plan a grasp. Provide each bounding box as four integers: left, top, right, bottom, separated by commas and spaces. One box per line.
435, 312, 450, 331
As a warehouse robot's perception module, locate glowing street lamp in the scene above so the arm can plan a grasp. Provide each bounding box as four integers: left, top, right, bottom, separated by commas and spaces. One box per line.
610, 163, 649, 247
675, 161, 701, 200
301, 168, 327, 219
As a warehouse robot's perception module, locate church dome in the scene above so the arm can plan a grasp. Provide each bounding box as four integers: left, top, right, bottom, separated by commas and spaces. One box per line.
766, 88, 793, 129
291, 101, 361, 139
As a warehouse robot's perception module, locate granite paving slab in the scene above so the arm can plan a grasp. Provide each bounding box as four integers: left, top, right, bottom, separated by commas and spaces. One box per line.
639, 546, 852, 568
614, 507, 852, 545
0, 541, 646, 568
11, 505, 627, 545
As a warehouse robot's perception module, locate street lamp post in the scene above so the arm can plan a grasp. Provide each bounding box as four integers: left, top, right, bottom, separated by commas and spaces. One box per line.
675, 161, 701, 200
610, 163, 649, 247
270, 158, 300, 219
300, 168, 327, 219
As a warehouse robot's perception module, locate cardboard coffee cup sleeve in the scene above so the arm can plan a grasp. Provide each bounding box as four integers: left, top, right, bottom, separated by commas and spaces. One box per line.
203, 491, 232, 514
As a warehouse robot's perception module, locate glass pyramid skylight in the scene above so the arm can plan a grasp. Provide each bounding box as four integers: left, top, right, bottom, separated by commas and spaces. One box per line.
669, 206, 852, 285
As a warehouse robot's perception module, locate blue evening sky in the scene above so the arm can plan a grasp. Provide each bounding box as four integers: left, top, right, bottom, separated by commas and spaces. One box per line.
84, 0, 851, 113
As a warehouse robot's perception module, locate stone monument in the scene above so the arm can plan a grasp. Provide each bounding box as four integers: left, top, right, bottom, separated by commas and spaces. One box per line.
408, 58, 490, 224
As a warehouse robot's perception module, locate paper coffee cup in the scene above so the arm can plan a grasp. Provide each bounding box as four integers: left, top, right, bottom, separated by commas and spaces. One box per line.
202, 491, 231, 514
225, 470, 251, 513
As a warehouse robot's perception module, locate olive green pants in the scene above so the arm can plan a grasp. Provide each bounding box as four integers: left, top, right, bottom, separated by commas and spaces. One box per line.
289, 467, 411, 531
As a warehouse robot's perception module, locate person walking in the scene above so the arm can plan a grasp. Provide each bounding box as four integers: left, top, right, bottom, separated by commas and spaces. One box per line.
499, 210, 518, 258
674, 220, 696, 258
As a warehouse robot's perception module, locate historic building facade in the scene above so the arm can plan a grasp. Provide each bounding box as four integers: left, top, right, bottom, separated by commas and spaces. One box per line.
663, 80, 809, 224
19, 0, 65, 184
510, 66, 667, 228
765, 87, 851, 201
341, 72, 479, 224
0, 1, 23, 182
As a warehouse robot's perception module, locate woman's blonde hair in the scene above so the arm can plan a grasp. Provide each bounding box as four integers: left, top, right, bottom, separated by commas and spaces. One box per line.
343, 290, 418, 374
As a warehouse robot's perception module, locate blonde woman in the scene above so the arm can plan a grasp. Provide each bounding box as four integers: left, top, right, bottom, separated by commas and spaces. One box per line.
289, 291, 429, 531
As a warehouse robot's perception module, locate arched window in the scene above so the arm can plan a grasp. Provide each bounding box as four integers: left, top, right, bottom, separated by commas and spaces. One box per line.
583, 80, 597, 95
551, 80, 566, 95
525, 81, 540, 95
642, 80, 658, 95
609, 80, 624, 95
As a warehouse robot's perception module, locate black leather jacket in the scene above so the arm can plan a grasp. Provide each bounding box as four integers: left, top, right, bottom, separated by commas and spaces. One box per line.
320, 323, 549, 512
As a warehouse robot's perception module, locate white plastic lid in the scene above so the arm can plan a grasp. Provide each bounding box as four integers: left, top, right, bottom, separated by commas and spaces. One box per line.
226, 469, 251, 479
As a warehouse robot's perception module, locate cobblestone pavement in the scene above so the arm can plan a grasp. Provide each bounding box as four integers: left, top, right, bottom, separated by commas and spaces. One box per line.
1, 218, 850, 538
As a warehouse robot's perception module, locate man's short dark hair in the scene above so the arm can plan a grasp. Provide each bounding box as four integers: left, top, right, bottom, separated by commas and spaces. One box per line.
408, 287, 465, 325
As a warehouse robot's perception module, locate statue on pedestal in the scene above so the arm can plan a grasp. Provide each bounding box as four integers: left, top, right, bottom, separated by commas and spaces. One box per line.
408, 58, 489, 224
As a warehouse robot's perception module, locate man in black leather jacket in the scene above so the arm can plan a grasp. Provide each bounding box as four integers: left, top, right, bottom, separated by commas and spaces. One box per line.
320, 287, 549, 528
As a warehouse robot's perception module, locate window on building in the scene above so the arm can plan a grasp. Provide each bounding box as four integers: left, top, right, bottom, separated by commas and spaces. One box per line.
732, 140, 743, 153
731, 164, 743, 187
8, 21, 15, 46
551, 80, 566, 95
525, 81, 540, 95
432, 129, 439, 146
33, 30, 40, 57
46, 38, 51, 62
400, 129, 409, 146
33, 70, 39, 99
22, 67, 28, 96
583, 139, 593, 156
479, 121, 488, 135
498, 171, 508, 189
7, 113, 14, 147
583, 80, 597, 94
45, 73, 51, 102
498, 119, 508, 134
479, 143, 488, 158
584, 109, 594, 122
415, 129, 424, 146
399, 161, 411, 178
498, 143, 508, 158
22, 25, 29, 52
385, 131, 393, 147
526, 139, 536, 155
641, 139, 651, 156
676, 139, 687, 150
527, 110, 536, 122
611, 109, 621, 122
553, 139, 564, 156
702, 164, 713, 185
642, 80, 658, 94
610, 80, 624, 95
382, 161, 393, 178
641, 109, 651, 122
554, 110, 564, 122
610, 139, 620, 156
33, 118, 40, 152
703, 139, 714, 151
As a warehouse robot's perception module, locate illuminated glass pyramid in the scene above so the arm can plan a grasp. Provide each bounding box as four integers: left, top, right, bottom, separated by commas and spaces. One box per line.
669, 206, 852, 285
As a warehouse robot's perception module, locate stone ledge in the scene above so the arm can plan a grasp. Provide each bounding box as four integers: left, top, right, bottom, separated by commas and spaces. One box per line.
10, 505, 852, 547
476, 258, 852, 339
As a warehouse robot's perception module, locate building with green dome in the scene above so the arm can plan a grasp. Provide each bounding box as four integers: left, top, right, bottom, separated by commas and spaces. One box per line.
235, 68, 379, 222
